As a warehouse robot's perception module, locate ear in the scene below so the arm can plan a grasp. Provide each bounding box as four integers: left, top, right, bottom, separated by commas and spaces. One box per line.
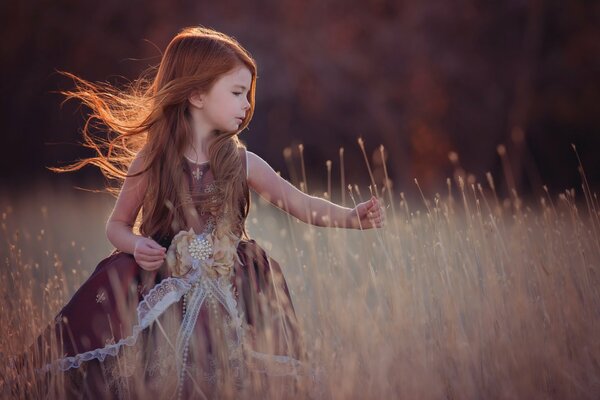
188, 89, 205, 109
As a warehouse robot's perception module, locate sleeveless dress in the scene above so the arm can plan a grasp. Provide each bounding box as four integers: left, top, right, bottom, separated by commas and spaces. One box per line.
12, 149, 324, 399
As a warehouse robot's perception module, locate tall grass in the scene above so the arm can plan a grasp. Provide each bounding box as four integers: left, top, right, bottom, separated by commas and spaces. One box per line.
1, 144, 599, 399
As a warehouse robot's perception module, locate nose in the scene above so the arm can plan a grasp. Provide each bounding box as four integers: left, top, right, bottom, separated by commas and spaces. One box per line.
242, 98, 250, 111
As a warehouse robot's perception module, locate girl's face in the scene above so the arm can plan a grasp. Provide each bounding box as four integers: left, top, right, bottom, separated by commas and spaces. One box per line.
196, 65, 252, 133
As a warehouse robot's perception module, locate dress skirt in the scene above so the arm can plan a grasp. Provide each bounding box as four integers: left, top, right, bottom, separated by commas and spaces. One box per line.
10, 239, 324, 399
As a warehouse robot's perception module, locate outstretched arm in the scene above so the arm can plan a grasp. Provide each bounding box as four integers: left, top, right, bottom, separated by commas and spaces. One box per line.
246, 151, 385, 229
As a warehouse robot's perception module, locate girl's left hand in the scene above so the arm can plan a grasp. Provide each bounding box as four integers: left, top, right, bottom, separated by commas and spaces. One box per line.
347, 195, 386, 229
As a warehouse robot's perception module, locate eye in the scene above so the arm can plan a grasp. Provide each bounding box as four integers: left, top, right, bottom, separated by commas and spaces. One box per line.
232, 92, 242, 96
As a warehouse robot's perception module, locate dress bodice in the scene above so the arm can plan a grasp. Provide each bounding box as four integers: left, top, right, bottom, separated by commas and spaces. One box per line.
182, 158, 218, 235
184, 148, 251, 232
152, 148, 248, 249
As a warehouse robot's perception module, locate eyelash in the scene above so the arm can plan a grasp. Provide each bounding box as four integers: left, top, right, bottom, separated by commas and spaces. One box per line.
233, 92, 242, 96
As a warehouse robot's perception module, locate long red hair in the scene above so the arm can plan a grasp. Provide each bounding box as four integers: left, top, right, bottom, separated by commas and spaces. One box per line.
50, 26, 257, 244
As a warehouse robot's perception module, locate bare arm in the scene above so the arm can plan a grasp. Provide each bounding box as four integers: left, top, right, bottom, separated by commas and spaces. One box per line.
246, 151, 385, 229
105, 149, 169, 270
105, 149, 149, 254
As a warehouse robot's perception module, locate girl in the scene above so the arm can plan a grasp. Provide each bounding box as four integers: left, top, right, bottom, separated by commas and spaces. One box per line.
14, 26, 385, 399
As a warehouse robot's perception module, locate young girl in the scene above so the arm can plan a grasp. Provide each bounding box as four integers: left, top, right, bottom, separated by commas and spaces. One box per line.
15, 26, 385, 399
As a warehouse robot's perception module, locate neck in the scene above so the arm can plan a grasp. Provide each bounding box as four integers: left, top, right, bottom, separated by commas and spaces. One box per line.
186, 110, 217, 159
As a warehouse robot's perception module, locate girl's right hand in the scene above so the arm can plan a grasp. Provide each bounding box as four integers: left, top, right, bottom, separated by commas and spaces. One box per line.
347, 195, 386, 229
134, 237, 167, 271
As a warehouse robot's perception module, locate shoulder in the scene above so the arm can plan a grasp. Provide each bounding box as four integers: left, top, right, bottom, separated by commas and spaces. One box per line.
128, 145, 150, 176
245, 150, 256, 185
245, 150, 267, 173
245, 149, 257, 162
245, 151, 280, 188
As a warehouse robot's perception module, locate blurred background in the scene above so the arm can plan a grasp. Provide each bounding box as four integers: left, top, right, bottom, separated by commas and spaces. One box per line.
1, 0, 599, 200
2, 3, 600, 398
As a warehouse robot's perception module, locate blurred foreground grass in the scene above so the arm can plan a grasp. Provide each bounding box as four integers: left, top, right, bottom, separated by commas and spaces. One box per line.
1, 172, 599, 399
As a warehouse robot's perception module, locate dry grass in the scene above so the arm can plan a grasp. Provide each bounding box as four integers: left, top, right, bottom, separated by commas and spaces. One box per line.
1, 153, 599, 399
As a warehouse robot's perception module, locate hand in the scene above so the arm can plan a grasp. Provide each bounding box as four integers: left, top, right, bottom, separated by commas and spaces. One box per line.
347, 195, 386, 229
134, 236, 167, 271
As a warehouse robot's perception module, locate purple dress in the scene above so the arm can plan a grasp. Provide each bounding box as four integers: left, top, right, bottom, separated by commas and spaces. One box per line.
14, 149, 324, 399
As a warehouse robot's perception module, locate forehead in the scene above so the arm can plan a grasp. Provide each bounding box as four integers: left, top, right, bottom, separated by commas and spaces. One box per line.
218, 65, 252, 87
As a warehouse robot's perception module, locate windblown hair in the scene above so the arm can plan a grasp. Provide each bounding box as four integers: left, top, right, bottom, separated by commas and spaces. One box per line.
50, 26, 257, 244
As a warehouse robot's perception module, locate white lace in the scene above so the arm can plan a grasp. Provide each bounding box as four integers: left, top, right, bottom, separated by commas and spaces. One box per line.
36, 268, 200, 374
174, 270, 248, 398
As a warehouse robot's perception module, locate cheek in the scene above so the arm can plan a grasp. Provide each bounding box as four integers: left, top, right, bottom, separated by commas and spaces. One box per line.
219, 95, 235, 113
207, 96, 226, 116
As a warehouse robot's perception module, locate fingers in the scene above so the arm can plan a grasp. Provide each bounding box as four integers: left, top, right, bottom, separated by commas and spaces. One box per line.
351, 196, 386, 229
141, 250, 165, 259
152, 248, 167, 256
141, 242, 166, 256
136, 251, 166, 262
134, 238, 166, 270
141, 259, 164, 270
367, 196, 382, 210
372, 217, 385, 226
357, 201, 370, 216
359, 196, 380, 217
367, 203, 384, 220
369, 195, 378, 206
140, 247, 165, 258
370, 216, 384, 226
367, 200, 386, 228
148, 240, 167, 252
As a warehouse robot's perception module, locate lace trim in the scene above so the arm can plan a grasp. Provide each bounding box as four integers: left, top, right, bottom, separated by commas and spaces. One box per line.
36, 268, 202, 374
174, 273, 248, 398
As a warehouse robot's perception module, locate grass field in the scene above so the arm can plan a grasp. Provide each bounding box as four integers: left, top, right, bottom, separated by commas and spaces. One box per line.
1, 163, 599, 399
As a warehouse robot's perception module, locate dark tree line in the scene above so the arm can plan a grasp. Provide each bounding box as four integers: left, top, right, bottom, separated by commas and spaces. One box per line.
1, 0, 598, 199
